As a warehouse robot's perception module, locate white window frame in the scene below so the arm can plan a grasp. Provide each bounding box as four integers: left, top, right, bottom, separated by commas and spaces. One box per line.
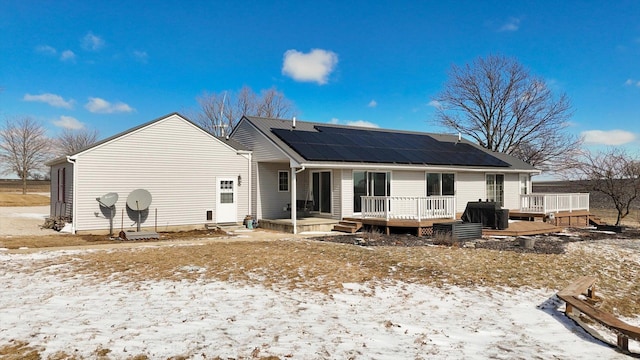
278, 170, 290, 192
426, 172, 455, 196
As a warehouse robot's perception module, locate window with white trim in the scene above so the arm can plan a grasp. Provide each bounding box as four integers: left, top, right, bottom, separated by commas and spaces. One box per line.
426, 173, 455, 196
278, 171, 289, 192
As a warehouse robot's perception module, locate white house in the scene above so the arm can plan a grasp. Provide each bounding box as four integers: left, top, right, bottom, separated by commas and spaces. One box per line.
48, 113, 251, 234
230, 116, 551, 233
49, 113, 588, 235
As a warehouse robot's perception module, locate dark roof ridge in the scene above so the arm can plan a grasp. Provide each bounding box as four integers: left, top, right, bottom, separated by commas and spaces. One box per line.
243, 115, 462, 140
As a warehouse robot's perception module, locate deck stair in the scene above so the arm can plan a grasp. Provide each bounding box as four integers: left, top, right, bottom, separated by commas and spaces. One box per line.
588, 215, 606, 226
333, 220, 363, 233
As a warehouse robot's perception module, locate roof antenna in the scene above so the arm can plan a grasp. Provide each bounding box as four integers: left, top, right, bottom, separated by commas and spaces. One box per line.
219, 91, 227, 137
292, 116, 296, 129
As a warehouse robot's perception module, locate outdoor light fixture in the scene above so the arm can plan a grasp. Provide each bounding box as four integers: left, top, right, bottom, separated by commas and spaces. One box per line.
238, 174, 242, 186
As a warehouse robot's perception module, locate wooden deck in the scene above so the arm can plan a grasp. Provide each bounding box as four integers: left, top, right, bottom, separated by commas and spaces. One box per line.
510, 210, 591, 227
343, 216, 564, 237
343, 217, 453, 236
482, 220, 562, 236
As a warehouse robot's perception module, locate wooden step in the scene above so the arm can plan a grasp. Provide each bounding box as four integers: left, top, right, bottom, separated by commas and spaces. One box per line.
588, 215, 606, 226
333, 224, 357, 233
339, 220, 362, 228
332, 220, 363, 233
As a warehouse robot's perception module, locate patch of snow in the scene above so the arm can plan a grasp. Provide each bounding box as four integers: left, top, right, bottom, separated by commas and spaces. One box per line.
0, 250, 637, 359
9, 212, 48, 219
59, 223, 73, 233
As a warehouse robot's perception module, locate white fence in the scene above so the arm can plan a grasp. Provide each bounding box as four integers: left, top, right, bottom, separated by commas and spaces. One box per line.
361, 196, 456, 221
520, 193, 589, 214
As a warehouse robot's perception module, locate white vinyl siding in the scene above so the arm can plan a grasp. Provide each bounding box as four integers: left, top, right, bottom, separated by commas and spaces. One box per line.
392, 170, 425, 197
256, 162, 291, 219
71, 115, 249, 232
341, 170, 353, 217
502, 173, 521, 210
231, 120, 291, 218
455, 172, 485, 213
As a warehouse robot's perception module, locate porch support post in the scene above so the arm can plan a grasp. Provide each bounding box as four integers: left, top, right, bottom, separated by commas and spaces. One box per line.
291, 167, 297, 234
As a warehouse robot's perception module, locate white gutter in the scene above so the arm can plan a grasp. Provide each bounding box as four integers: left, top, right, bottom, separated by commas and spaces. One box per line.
66, 155, 77, 235
290, 165, 306, 235
297, 162, 540, 174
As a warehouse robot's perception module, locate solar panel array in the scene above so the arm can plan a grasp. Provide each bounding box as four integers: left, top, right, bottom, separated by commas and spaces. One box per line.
271, 125, 511, 167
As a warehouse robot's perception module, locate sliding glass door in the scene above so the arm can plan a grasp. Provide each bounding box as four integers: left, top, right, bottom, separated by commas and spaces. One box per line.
312, 171, 332, 214
353, 171, 390, 213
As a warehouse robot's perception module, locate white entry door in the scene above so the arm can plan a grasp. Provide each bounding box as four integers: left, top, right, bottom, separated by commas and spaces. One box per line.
217, 178, 237, 223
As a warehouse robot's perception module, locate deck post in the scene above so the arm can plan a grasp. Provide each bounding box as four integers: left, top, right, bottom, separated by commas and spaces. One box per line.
417, 198, 422, 221
385, 197, 390, 221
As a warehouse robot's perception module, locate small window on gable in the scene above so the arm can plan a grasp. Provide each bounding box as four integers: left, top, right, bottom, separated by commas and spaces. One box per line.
278, 171, 290, 192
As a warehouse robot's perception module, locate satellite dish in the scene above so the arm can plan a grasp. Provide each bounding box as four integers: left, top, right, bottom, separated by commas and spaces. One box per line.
96, 192, 119, 207
126, 189, 152, 211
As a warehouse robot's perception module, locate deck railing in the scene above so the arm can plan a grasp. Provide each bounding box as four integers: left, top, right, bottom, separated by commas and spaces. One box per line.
360, 196, 456, 221
520, 193, 589, 214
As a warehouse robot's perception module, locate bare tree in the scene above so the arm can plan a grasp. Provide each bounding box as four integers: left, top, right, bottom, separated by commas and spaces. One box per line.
0, 116, 51, 194
433, 54, 581, 173
569, 147, 640, 226
193, 86, 295, 136
55, 128, 99, 156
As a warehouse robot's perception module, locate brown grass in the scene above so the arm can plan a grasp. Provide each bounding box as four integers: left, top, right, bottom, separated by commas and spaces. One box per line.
3, 237, 640, 359
56, 239, 640, 317
590, 208, 640, 227
0, 230, 228, 249
0, 192, 50, 206
0, 179, 50, 192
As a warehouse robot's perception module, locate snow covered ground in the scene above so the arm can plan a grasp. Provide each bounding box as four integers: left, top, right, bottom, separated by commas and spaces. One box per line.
1, 248, 637, 359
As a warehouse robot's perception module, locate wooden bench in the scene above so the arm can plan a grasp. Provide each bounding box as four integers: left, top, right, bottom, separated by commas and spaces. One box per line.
557, 276, 640, 352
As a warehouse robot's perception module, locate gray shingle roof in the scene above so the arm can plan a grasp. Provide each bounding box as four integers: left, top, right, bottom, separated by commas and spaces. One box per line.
242, 116, 536, 171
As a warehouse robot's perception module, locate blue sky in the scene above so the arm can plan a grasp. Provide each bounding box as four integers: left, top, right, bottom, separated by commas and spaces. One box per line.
1, 0, 639, 150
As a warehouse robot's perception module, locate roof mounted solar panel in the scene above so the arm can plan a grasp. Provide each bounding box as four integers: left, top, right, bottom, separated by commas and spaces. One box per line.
271, 126, 511, 167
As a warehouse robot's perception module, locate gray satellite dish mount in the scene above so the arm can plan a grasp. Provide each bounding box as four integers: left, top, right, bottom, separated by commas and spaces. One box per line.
96, 192, 119, 236
126, 189, 152, 231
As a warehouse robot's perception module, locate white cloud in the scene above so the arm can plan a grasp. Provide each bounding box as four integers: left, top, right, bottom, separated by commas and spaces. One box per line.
35, 45, 57, 55
53, 116, 85, 130
368, 100, 377, 108
282, 49, 338, 85
82, 32, 104, 51
346, 120, 379, 128
60, 50, 76, 62
428, 100, 443, 109
499, 17, 521, 32
133, 50, 148, 63
581, 130, 636, 145
329, 118, 379, 128
23, 93, 74, 109
624, 78, 640, 87
85, 97, 134, 114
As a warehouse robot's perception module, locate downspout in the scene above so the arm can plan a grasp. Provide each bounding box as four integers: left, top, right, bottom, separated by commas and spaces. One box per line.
66, 156, 77, 234
291, 165, 306, 235
247, 152, 252, 217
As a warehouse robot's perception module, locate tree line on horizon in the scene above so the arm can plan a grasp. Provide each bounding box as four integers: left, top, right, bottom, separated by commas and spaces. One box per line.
1, 54, 638, 225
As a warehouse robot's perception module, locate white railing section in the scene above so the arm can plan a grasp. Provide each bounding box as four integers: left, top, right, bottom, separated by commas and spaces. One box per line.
361, 196, 456, 221
520, 193, 589, 214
